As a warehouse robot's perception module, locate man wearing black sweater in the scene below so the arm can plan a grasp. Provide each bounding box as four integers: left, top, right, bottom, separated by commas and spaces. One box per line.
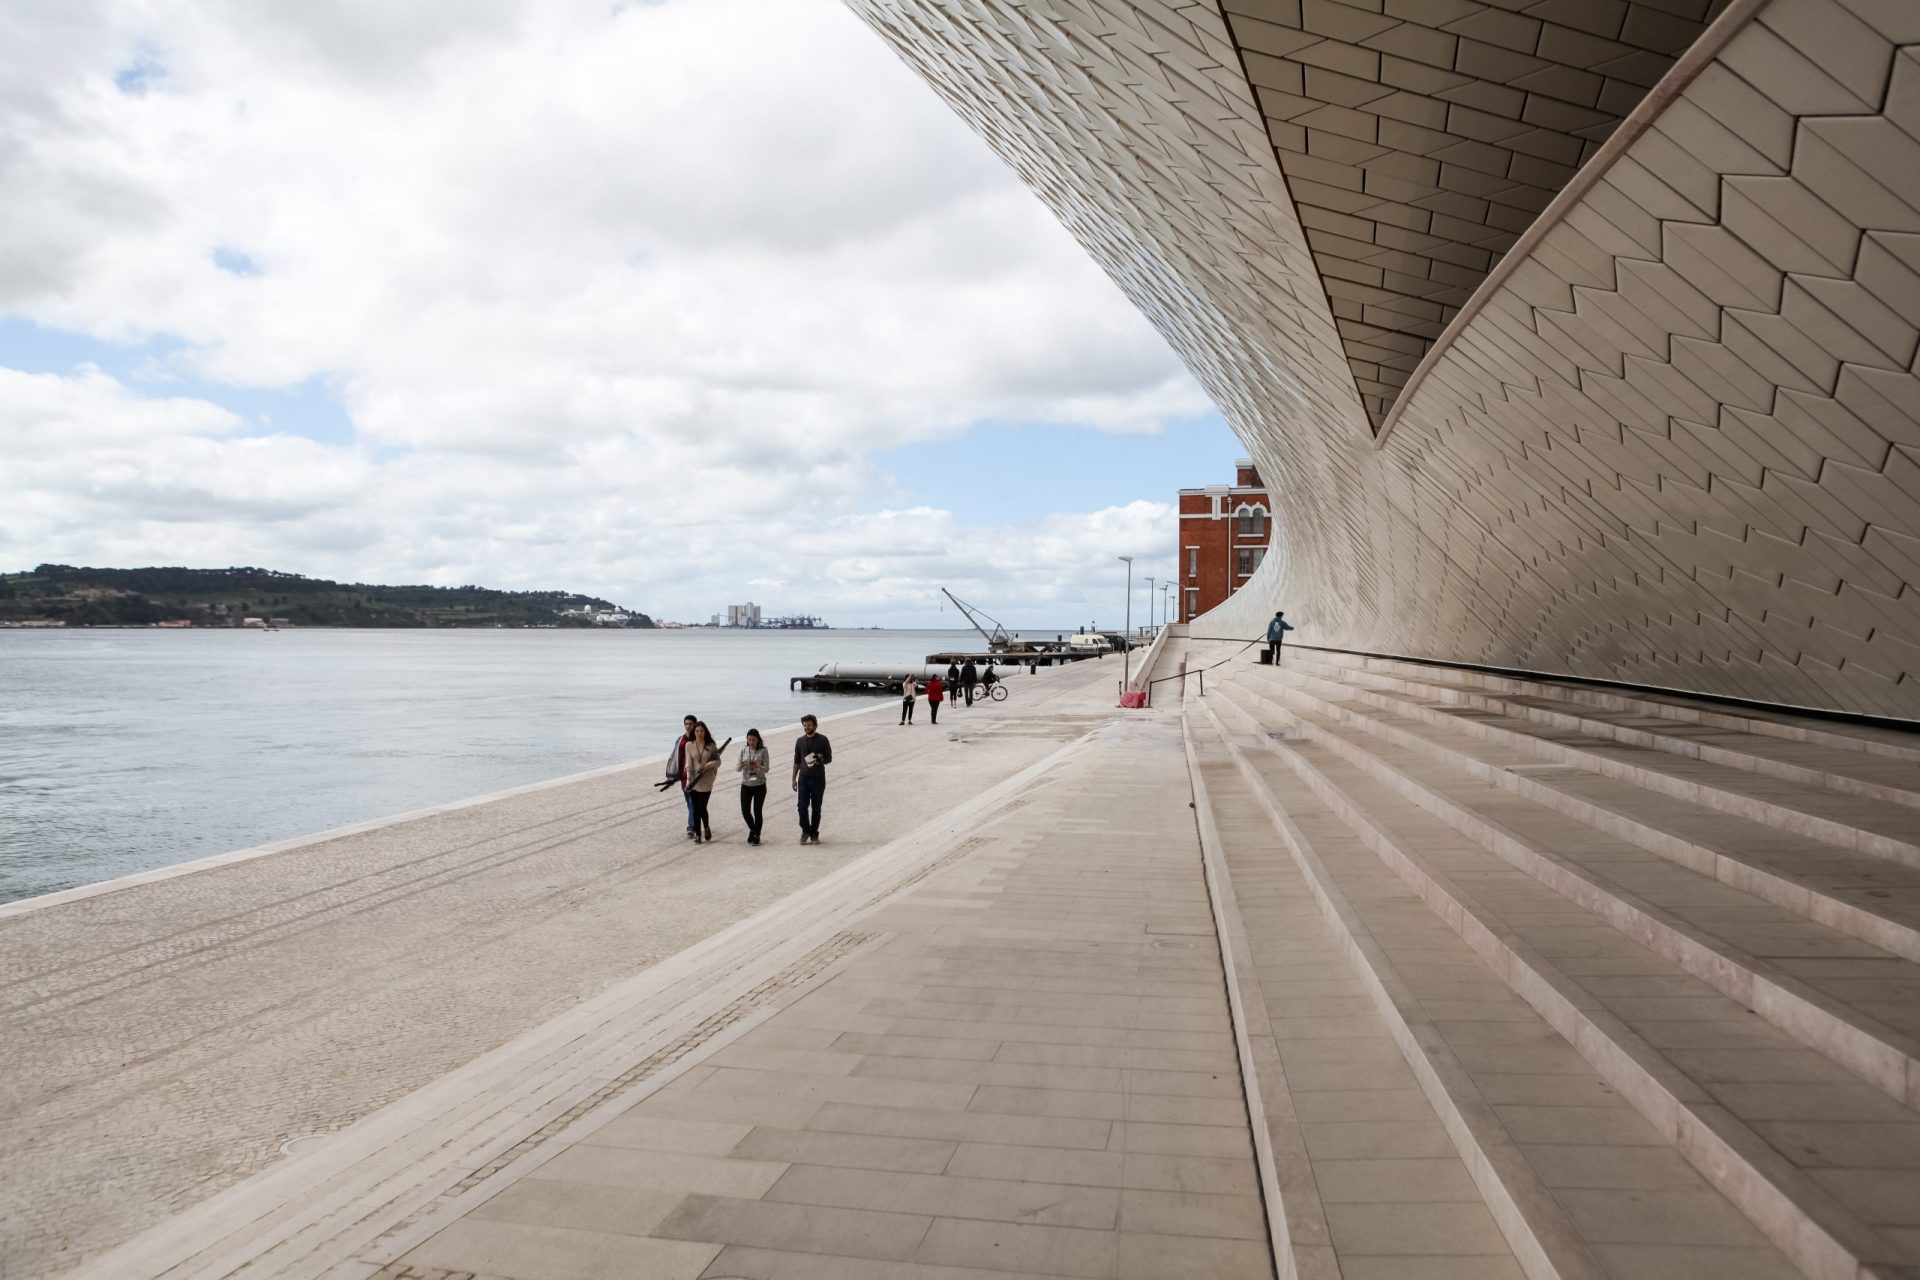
792, 715, 833, 844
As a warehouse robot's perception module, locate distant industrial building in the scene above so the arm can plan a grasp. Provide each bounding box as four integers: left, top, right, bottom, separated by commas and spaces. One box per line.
1176, 459, 1270, 624
725, 602, 763, 628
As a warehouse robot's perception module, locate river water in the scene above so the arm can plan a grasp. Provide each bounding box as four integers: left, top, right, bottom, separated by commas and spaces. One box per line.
0, 627, 1035, 903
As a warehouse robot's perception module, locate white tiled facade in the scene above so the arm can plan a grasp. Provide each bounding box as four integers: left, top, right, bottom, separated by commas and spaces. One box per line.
848, 0, 1920, 718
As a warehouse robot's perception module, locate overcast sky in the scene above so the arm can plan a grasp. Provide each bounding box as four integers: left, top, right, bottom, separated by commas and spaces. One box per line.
0, 0, 1240, 627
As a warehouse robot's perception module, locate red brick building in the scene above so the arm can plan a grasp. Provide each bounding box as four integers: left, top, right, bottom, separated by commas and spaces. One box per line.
1177, 459, 1271, 622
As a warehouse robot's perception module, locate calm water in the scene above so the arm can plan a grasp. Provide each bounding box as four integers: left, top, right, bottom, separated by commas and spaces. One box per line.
0, 627, 1013, 903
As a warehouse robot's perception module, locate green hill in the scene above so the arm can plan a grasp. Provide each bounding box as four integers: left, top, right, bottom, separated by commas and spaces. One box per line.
0, 565, 655, 629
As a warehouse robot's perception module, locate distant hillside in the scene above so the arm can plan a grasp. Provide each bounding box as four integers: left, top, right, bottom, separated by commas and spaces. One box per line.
0, 565, 655, 629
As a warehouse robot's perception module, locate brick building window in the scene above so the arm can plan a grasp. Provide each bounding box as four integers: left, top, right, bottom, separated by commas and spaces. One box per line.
1236, 505, 1266, 538
1187, 547, 1198, 577
1236, 546, 1266, 578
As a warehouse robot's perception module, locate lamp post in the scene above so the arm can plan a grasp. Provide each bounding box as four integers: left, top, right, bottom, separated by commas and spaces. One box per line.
1118, 555, 1134, 686
1144, 576, 1156, 636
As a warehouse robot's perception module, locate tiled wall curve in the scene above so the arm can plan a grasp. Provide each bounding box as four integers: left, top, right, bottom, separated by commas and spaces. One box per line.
848, 0, 1920, 718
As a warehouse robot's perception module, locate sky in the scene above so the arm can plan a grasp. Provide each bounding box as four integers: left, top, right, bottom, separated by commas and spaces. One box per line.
0, 0, 1243, 628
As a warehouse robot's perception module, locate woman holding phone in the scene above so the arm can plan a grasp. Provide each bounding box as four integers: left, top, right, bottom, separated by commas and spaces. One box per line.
737, 728, 769, 845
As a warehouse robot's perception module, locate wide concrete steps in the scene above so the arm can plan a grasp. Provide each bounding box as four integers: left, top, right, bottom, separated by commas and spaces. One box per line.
1301, 652, 1920, 766
1271, 657, 1920, 868
1188, 727, 1532, 1279
1221, 674, 1920, 1100
1295, 652, 1920, 809
1198, 665, 1920, 1280
1248, 662, 1920, 969
1184, 708, 1801, 1280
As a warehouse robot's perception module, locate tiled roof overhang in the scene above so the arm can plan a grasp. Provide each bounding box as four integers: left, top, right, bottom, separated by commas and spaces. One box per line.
1227, 0, 1734, 430
850, 0, 1920, 719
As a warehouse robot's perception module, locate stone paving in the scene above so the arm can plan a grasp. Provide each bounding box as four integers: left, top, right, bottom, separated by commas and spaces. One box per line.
0, 656, 1124, 1279
381, 710, 1275, 1280
21, 630, 1918, 1279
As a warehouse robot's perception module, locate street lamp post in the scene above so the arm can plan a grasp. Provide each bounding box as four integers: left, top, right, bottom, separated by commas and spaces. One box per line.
1118, 556, 1134, 686
1145, 577, 1156, 636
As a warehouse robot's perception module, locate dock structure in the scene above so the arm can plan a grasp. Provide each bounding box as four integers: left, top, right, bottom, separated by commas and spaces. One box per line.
790, 649, 1101, 692
923, 648, 1095, 668
10, 631, 1920, 1280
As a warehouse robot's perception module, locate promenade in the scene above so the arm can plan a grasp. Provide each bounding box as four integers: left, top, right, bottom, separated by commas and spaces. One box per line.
0, 655, 1132, 1278
13, 633, 1920, 1279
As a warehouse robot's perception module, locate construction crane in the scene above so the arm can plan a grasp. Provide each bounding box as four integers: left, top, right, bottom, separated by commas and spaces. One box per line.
941, 588, 1013, 650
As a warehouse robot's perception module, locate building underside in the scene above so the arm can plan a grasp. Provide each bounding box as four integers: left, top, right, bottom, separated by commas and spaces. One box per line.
848, 0, 1920, 719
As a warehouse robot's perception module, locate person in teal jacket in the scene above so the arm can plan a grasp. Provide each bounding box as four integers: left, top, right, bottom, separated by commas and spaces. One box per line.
1265, 611, 1294, 665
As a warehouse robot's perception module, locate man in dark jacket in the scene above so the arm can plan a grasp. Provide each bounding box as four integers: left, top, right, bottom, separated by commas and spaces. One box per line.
792, 714, 833, 844
1265, 612, 1294, 665
960, 659, 979, 707
667, 713, 698, 837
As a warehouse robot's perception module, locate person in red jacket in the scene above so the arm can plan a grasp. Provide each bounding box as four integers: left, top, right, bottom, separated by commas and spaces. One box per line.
925, 674, 945, 724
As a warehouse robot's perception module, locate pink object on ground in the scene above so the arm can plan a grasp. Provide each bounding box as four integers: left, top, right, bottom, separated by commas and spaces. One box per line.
1118, 691, 1147, 708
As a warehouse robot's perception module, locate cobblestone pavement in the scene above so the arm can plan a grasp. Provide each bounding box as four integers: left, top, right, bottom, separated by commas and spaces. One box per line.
0, 657, 1124, 1278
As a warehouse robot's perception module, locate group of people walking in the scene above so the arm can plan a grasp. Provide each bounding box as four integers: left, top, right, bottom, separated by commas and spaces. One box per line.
899, 660, 998, 725
665, 712, 833, 845
663, 624, 1293, 846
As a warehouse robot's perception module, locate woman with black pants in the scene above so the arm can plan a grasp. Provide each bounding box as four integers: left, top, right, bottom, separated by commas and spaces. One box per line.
683, 721, 720, 841
737, 728, 769, 845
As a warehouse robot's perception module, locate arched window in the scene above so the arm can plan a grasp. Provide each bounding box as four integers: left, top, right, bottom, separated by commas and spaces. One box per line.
1236, 504, 1267, 538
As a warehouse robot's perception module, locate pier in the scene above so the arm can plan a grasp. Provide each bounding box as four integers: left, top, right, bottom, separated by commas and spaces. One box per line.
7, 631, 1920, 1278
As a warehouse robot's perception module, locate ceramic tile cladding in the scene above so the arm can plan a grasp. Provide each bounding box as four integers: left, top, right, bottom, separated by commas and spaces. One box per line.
1229, 0, 1734, 429
848, 0, 1920, 719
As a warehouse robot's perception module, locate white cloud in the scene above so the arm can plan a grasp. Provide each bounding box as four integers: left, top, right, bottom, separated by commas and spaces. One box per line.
0, 0, 1211, 622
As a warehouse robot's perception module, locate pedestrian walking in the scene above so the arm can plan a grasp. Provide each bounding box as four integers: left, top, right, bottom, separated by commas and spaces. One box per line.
946, 661, 961, 702
899, 675, 918, 725
926, 673, 945, 724
1265, 610, 1295, 665
961, 659, 979, 707
683, 721, 720, 842
666, 712, 698, 838
792, 714, 832, 843
737, 728, 769, 845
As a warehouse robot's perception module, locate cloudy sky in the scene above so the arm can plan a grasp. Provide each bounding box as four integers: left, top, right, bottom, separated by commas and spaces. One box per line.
0, 0, 1240, 627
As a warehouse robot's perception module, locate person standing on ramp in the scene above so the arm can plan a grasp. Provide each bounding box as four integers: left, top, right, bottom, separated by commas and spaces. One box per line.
1266, 611, 1295, 665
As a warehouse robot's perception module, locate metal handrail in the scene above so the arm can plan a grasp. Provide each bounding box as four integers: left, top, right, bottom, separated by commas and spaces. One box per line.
1139, 635, 1264, 706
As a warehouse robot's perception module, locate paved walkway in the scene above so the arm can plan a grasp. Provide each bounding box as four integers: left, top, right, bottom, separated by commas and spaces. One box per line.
31, 631, 1899, 1278
375, 710, 1269, 1280
0, 655, 1127, 1278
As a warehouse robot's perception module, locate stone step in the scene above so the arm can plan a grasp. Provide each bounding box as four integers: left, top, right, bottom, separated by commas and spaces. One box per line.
1288, 653, 1920, 812
1203, 679, 1920, 1280
1243, 665, 1920, 871
1244, 664, 1920, 969
1186, 698, 1807, 1280
1218, 675, 1920, 1113
1299, 650, 1920, 768
1183, 719, 1530, 1278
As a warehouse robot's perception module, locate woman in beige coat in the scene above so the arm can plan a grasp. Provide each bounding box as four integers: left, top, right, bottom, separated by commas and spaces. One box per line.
683, 721, 721, 841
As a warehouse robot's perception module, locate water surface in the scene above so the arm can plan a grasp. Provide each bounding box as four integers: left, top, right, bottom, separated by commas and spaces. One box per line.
0, 627, 1010, 902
